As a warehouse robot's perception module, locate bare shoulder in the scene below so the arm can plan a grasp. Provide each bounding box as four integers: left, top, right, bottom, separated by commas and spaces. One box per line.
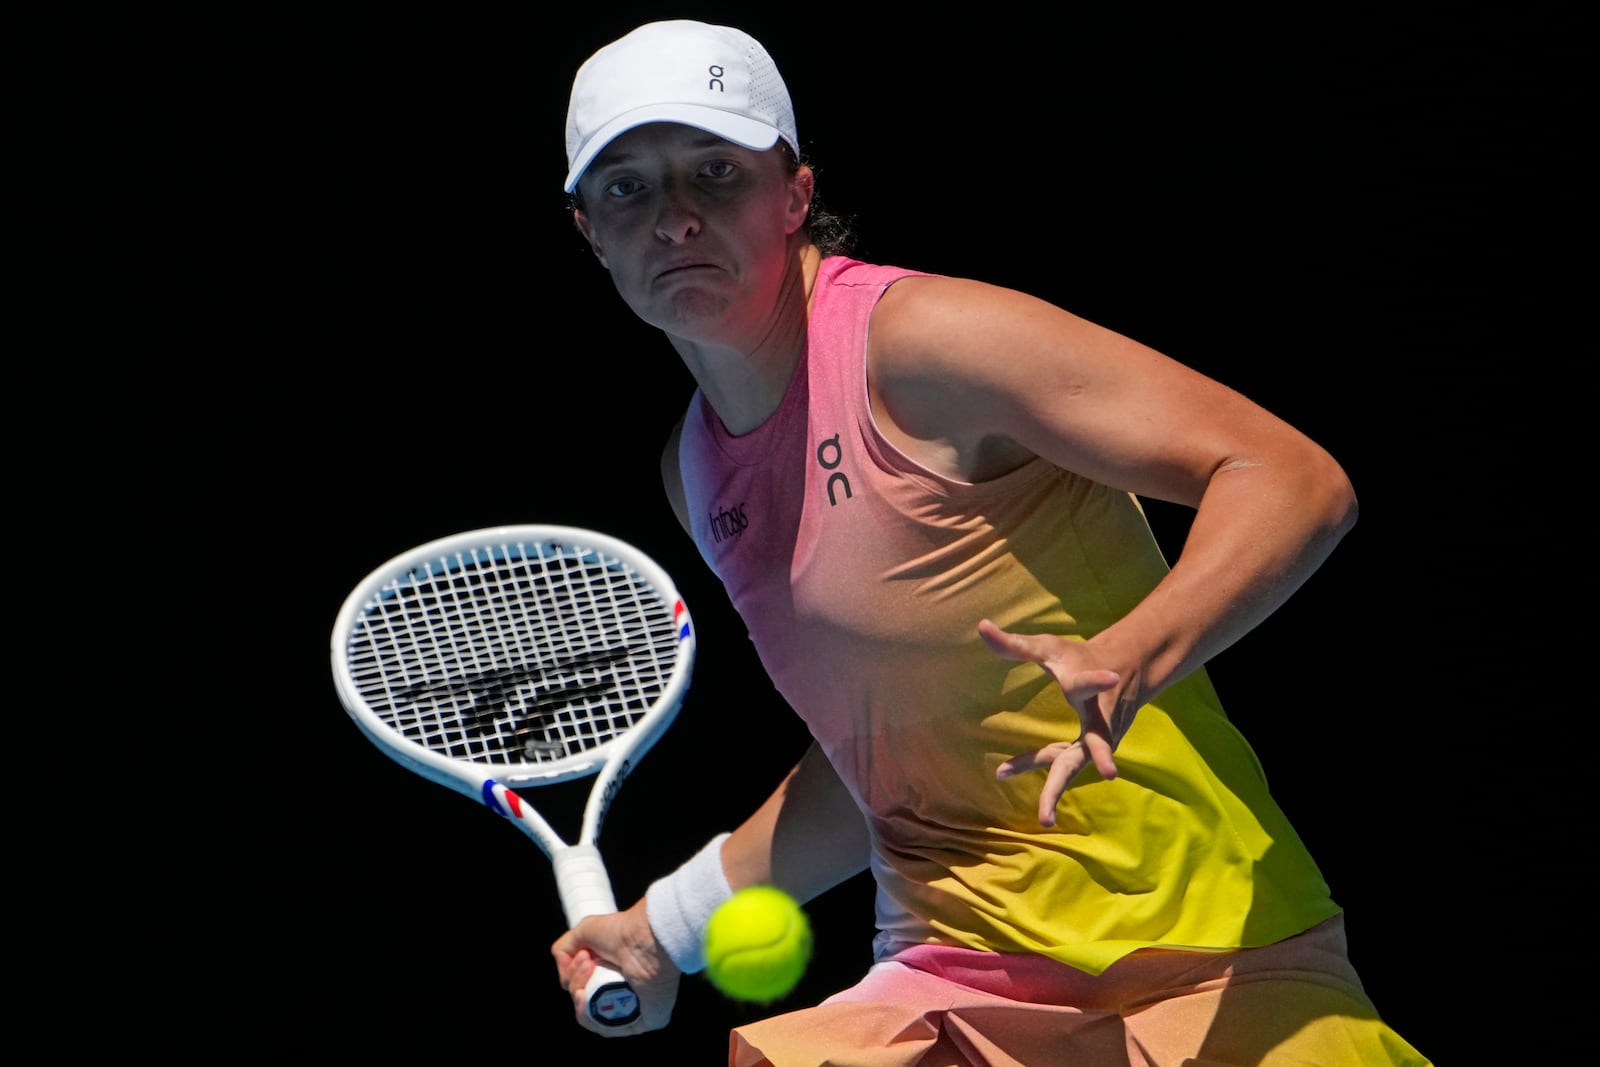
870, 275, 1031, 356
864, 272, 1282, 494
870, 275, 1132, 392
868, 275, 1145, 440
865, 275, 1074, 479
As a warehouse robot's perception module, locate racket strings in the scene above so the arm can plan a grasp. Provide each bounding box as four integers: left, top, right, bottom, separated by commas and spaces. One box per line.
345, 538, 682, 768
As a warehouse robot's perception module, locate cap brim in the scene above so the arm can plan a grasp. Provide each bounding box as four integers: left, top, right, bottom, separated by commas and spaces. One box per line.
563, 103, 785, 193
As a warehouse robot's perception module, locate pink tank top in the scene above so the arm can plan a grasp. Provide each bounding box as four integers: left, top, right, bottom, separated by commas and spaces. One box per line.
677, 256, 1338, 974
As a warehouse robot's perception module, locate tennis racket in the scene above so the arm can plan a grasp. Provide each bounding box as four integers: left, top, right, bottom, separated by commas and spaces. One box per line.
329, 525, 695, 1027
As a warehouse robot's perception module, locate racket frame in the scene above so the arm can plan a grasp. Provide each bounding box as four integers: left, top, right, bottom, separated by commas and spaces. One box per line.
330, 524, 696, 1027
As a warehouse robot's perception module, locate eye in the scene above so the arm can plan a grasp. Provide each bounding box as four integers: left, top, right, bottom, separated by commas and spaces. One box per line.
700, 159, 737, 180
603, 177, 644, 199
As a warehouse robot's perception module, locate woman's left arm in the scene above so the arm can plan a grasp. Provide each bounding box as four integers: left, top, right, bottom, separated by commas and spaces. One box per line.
867, 276, 1357, 820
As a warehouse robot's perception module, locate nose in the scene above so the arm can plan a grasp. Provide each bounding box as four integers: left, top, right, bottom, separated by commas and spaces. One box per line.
653, 186, 702, 244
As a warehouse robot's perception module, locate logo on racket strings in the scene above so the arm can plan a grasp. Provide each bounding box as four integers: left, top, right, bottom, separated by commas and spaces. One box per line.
396, 644, 638, 758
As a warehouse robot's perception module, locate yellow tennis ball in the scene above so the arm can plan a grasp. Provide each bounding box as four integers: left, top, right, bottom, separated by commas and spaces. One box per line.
703, 886, 813, 1003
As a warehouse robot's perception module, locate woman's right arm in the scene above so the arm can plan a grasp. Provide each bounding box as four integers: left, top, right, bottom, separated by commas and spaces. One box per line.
549, 428, 872, 1037
550, 742, 869, 1035
726, 740, 872, 902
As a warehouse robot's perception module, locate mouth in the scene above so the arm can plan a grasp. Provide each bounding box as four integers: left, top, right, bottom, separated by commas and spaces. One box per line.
655, 261, 719, 281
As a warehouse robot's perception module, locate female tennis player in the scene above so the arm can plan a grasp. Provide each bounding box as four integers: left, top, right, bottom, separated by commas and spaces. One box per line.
551, 19, 1431, 1067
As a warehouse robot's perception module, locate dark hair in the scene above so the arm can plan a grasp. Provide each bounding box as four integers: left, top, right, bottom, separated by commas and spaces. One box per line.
781, 142, 857, 260
566, 140, 858, 259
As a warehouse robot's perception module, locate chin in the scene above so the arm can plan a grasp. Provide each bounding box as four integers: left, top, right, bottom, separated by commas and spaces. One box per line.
654, 288, 736, 332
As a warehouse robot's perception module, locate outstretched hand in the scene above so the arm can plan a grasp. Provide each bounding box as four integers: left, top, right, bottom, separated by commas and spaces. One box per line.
978, 618, 1128, 827
551, 900, 682, 1037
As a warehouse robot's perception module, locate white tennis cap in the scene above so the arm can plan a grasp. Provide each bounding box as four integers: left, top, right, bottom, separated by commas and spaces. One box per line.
563, 20, 799, 193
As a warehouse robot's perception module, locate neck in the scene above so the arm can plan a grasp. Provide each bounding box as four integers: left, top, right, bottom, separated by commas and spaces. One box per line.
673, 241, 823, 436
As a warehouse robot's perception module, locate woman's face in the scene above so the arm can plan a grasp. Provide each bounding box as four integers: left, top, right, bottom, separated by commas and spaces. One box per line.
573, 123, 811, 345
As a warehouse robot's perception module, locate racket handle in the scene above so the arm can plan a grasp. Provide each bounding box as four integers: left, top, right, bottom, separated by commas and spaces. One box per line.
584, 962, 639, 1026
554, 844, 641, 1027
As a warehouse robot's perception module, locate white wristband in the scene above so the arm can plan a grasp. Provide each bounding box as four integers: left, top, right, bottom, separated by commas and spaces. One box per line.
645, 832, 733, 973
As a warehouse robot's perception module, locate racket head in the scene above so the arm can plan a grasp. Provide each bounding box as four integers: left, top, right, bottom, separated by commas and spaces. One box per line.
330, 525, 696, 805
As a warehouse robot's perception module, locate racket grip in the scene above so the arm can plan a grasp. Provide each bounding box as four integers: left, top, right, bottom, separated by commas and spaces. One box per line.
553, 843, 618, 923
554, 844, 641, 1027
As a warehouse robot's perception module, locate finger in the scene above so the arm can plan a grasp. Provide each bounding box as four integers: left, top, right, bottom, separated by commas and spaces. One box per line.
977, 618, 1042, 662
573, 952, 595, 991
569, 958, 602, 1023
996, 751, 1040, 778
1063, 669, 1122, 703
553, 946, 593, 993
551, 926, 583, 960
1083, 731, 1120, 782
997, 743, 1068, 778
1038, 748, 1089, 826
1074, 691, 1121, 782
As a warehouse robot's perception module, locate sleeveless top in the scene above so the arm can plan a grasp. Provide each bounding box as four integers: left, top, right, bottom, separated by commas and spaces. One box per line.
677, 256, 1339, 974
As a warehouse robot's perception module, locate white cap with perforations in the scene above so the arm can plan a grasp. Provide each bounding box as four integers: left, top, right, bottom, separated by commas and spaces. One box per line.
563, 20, 799, 193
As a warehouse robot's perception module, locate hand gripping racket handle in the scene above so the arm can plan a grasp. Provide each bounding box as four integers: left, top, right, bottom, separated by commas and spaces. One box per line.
554, 845, 640, 1027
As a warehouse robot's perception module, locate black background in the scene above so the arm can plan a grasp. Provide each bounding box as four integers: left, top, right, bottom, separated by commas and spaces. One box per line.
41, 4, 1585, 1064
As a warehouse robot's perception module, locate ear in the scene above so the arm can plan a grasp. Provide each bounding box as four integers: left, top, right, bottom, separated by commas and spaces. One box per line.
785, 165, 816, 236
573, 209, 609, 268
